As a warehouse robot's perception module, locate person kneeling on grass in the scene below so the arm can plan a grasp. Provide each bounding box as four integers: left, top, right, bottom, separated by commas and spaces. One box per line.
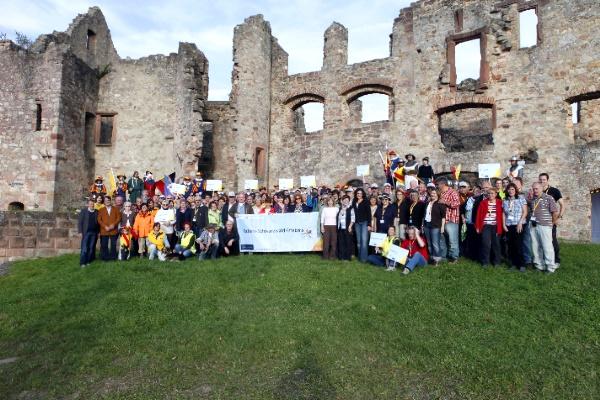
218, 220, 240, 257
400, 226, 429, 275
197, 223, 219, 260
119, 226, 132, 261
148, 222, 170, 261
367, 226, 400, 271
173, 222, 196, 261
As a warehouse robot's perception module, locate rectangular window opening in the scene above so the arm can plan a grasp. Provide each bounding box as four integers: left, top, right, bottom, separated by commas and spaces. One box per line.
96, 113, 115, 146
519, 9, 538, 48
254, 147, 265, 178
35, 103, 42, 131
86, 29, 97, 52
572, 102, 581, 124
455, 38, 481, 84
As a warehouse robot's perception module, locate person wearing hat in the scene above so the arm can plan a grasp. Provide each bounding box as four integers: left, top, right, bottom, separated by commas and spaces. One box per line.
144, 171, 156, 196
382, 182, 393, 197
192, 172, 206, 197
417, 157, 434, 185
90, 176, 107, 197
196, 223, 219, 260
506, 155, 524, 180
404, 153, 419, 189
127, 171, 144, 203
375, 194, 395, 234
115, 174, 128, 199
173, 221, 196, 260
393, 159, 405, 187
182, 175, 194, 199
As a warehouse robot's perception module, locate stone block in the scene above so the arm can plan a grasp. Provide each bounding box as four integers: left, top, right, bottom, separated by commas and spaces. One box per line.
24, 238, 37, 248
0, 248, 6, 257
36, 238, 55, 249
37, 228, 49, 239
4, 228, 21, 237
49, 228, 69, 238
55, 238, 71, 249
9, 237, 25, 249
21, 227, 36, 237
7, 248, 25, 258
35, 249, 57, 258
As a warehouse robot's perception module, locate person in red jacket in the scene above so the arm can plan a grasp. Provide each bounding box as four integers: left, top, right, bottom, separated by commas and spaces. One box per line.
400, 226, 429, 275
475, 187, 504, 268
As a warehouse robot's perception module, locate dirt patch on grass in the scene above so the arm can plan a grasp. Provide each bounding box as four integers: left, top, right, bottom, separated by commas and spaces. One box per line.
0, 262, 11, 276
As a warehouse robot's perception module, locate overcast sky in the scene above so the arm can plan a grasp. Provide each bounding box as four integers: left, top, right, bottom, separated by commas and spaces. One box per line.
1, 0, 531, 130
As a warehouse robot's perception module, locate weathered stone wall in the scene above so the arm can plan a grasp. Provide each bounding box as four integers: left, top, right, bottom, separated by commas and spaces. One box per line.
0, 211, 80, 265
212, 0, 598, 240
0, 41, 64, 211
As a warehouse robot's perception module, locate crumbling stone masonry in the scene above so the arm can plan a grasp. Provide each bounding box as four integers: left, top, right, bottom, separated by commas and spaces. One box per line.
0, 0, 599, 263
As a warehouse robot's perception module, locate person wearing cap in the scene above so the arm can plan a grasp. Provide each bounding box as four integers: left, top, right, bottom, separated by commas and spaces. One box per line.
506, 156, 524, 180
417, 157, 434, 185
90, 176, 107, 197
382, 182, 393, 197
173, 222, 196, 260
143, 171, 156, 196
115, 174, 128, 199
181, 176, 194, 199
192, 172, 205, 197
375, 194, 395, 235
196, 223, 219, 260
127, 171, 144, 203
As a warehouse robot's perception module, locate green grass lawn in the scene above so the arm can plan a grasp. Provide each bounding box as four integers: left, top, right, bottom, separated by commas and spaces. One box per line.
1, 243, 599, 399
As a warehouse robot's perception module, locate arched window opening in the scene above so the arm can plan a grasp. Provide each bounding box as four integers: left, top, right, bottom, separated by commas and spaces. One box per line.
295, 102, 324, 133
8, 202, 25, 211
349, 93, 391, 123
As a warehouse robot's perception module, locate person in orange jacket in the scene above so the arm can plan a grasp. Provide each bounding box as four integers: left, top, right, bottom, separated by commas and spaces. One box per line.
133, 203, 154, 258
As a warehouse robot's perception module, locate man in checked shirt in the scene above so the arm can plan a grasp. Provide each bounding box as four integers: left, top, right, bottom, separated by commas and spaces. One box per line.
436, 177, 461, 263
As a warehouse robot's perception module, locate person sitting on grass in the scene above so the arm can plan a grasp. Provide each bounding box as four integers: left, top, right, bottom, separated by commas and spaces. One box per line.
119, 226, 132, 261
219, 220, 240, 257
173, 222, 196, 261
196, 223, 220, 260
148, 222, 170, 261
400, 226, 429, 275
367, 225, 400, 271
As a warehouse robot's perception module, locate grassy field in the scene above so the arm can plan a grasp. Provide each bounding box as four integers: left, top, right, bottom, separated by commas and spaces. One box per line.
1, 243, 599, 399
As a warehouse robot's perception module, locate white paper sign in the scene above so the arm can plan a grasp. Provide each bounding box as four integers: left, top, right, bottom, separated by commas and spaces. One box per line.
244, 179, 259, 190
300, 175, 316, 188
205, 179, 223, 191
357, 164, 370, 176
369, 232, 387, 247
478, 163, 502, 179
169, 183, 186, 195
279, 178, 294, 190
386, 244, 409, 265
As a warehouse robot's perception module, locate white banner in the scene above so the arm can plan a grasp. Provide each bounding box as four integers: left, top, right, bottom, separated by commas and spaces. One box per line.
300, 175, 316, 188
206, 179, 223, 191
237, 212, 322, 252
169, 183, 186, 195
279, 178, 294, 190
386, 245, 409, 265
357, 164, 370, 176
244, 179, 259, 190
478, 163, 501, 179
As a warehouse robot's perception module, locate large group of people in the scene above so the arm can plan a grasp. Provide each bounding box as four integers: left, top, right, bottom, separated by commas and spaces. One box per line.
78, 154, 565, 276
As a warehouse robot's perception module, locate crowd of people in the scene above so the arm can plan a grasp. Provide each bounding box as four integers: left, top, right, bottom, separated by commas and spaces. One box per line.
78, 154, 565, 275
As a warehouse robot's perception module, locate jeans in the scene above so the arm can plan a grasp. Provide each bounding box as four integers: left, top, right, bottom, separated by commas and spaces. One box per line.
79, 232, 97, 265
367, 254, 396, 268
174, 244, 193, 258
423, 222, 441, 262
480, 225, 501, 266
521, 221, 533, 264
439, 222, 459, 260
405, 252, 428, 271
100, 234, 118, 261
530, 223, 556, 272
552, 224, 560, 264
355, 221, 369, 262
198, 244, 219, 260
505, 225, 524, 267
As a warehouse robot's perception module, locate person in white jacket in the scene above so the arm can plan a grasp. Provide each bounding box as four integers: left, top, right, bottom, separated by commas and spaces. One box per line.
320, 197, 339, 260
153, 200, 176, 249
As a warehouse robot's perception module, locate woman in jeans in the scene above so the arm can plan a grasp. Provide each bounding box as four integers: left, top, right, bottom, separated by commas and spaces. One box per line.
353, 188, 370, 262
423, 189, 446, 265
502, 183, 528, 272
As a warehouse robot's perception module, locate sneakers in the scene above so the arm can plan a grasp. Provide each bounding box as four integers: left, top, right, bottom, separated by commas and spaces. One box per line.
385, 266, 396, 272
80, 264, 86, 268
519, 267, 526, 273
402, 268, 410, 275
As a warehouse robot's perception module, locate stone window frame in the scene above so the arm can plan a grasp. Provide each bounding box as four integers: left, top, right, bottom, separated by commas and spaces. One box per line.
34, 101, 42, 131
283, 93, 326, 134
340, 83, 395, 123
446, 28, 490, 90
565, 90, 600, 139
254, 146, 266, 178
517, 2, 543, 48
86, 29, 97, 53
94, 112, 117, 146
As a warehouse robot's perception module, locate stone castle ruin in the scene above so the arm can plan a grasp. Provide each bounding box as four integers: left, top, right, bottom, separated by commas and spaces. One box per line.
0, 0, 599, 261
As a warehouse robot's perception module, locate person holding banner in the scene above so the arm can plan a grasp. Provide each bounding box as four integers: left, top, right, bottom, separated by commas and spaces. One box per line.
337, 195, 355, 261
219, 220, 240, 257
367, 226, 400, 271
320, 197, 339, 260
352, 188, 370, 262
400, 226, 429, 275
